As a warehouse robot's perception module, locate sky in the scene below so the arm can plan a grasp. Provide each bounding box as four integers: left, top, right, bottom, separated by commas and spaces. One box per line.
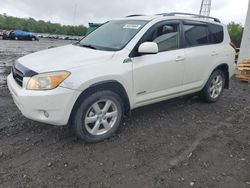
0, 0, 249, 26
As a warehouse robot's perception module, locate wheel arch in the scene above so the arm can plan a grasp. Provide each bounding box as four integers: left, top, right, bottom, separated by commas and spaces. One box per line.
213, 63, 229, 89
69, 80, 131, 122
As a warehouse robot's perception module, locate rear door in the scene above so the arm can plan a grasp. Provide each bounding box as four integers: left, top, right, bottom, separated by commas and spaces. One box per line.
182, 21, 216, 89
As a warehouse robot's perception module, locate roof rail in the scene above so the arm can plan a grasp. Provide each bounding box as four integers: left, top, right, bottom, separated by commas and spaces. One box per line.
163, 12, 221, 23
126, 14, 145, 17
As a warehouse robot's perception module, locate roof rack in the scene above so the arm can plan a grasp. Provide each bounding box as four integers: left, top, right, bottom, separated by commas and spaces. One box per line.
162, 12, 221, 23
126, 14, 145, 17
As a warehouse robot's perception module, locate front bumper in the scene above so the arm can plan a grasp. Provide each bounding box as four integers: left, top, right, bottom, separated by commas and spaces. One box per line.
7, 74, 81, 126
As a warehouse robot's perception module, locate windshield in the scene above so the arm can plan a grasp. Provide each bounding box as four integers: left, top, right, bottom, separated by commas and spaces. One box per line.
79, 20, 148, 51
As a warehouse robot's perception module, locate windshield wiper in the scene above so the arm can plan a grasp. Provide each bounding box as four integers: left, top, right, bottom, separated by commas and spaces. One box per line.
81, 44, 97, 50
75, 43, 117, 51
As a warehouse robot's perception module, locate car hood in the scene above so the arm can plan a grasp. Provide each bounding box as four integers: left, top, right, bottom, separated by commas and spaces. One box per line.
17, 44, 115, 73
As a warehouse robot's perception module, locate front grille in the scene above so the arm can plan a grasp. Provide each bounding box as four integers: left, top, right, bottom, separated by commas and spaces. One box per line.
12, 64, 24, 87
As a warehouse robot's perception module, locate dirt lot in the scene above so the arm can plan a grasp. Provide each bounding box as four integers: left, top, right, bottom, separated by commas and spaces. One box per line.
0, 39, 249, 188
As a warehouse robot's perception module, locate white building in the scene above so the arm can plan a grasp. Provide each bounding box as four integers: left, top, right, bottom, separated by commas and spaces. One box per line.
238, 1, 250, 63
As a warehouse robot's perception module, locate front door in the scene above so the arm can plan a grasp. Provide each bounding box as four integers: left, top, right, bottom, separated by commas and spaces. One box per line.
131, 22, 185, 105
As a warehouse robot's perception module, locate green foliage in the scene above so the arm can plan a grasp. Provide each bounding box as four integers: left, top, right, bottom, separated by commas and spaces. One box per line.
0, 14, 87, 36
228, 22, 244, 48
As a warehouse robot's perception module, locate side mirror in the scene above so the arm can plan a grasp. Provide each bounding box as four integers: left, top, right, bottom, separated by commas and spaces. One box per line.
138, 42, 159, 54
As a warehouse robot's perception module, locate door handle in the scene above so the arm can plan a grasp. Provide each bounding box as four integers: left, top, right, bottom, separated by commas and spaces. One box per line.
175, 56, 185, 62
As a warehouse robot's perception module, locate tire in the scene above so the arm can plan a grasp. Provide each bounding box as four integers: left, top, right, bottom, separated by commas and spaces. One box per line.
14, 37, 18, 40
71, 90, 124, 143
199, 69, 226, 103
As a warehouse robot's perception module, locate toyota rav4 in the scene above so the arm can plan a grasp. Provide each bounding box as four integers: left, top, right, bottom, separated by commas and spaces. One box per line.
7, 13, 236, 142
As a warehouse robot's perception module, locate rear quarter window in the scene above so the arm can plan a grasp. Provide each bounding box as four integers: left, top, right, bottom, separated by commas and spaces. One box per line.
208, 24, 224, 44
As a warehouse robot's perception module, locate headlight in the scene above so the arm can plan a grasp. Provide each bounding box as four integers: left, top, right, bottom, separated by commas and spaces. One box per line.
26, 71, 70, 90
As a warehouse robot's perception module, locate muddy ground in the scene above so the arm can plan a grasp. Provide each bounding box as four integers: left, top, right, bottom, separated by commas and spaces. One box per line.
0, 39, 249, 188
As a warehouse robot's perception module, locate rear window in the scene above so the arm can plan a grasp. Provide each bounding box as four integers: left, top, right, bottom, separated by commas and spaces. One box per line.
184, 24, 210, 47
209, 24, 224, 44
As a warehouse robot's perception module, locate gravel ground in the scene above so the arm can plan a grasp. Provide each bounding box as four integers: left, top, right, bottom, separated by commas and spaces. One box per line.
0, 39, 249, 188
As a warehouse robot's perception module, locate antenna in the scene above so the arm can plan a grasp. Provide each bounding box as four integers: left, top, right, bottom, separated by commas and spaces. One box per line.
199, 0, 212, 17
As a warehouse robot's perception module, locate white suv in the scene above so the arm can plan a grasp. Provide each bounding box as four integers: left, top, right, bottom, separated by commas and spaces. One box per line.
7, 13, 236, 142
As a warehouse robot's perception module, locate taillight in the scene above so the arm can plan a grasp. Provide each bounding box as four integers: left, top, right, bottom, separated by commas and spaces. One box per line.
230, 42, 237, 51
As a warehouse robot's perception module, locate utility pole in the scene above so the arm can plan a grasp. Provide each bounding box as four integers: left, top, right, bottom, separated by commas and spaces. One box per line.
238, 0, 250, 63
199, 0, 212, 17
73, 4, 77, 26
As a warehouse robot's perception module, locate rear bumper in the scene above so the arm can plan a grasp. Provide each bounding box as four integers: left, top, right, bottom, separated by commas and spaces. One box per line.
7, 74, 81, 126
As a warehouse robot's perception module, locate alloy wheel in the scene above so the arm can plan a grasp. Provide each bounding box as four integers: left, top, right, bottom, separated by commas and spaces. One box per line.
209, 75, 223, 99
84, 99, 118, 136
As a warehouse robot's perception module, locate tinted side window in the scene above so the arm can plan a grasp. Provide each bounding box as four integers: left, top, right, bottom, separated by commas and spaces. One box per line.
209, 24, 224, 44
144, 23, 180, 52
184, 24, 210, 47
